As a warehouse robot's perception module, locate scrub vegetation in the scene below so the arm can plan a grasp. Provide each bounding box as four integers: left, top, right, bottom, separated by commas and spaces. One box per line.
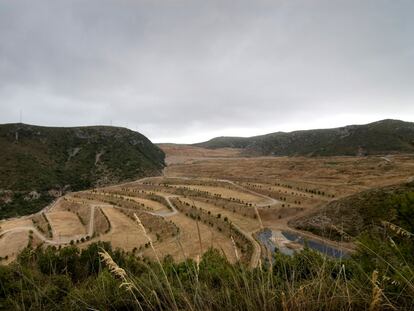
0, 123, 165, 219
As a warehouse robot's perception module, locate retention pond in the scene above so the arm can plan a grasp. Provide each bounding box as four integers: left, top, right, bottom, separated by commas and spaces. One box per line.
257, 229, 349, 259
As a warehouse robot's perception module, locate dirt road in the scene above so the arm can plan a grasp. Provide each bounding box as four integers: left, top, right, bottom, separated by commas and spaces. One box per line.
0, 174, 351, 267
1, 202, 101, 246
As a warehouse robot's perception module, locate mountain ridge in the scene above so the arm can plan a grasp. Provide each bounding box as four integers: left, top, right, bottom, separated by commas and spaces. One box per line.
193, 119, 414, 156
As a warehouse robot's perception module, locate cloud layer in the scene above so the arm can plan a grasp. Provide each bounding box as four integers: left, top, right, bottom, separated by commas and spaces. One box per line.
1, 0, 413, 143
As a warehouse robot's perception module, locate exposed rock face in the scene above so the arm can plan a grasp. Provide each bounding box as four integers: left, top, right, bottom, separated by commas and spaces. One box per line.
48, 189, 63, 198
0, 190, 13, 204
67, 147, 82, 161
24, 191, 41, 201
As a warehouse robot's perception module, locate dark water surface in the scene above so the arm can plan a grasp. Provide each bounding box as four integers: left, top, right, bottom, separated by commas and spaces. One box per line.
281, 231, 350, 259
257, 229, 349, 259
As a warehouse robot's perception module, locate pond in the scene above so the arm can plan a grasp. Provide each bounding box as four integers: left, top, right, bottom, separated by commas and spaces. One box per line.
257, 229, 349, 259
281, 231, 350, 259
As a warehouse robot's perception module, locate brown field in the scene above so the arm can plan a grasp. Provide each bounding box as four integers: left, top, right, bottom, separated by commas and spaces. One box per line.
0, 231, 29, 259
158, 144, 243, 165
56, 200, 92, 226
99, 207, 151, 251
47, 211, 86, 238
130, 197, 168, 211
0, 218, 32, 231
94, 207, 110, 235
165, 152, 414, 194
31, 213, 52, 238
142, 212, 237, 263
179, 197, 261, 233
1, 145, 413, 266
170, 184, 269, 204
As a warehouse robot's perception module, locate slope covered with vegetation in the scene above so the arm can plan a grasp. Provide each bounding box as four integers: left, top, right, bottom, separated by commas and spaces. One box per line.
0, 123, 165, 219
195, 119, 414, 156
290, 181, 414, 240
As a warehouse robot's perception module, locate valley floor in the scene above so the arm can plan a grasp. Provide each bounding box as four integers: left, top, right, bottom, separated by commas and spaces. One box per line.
1, 146, 414, 266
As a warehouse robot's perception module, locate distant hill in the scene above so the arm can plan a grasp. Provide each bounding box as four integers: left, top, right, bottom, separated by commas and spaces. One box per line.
194, 119, 414, 156
290, 180, 414, 240
0, 123, 165, 218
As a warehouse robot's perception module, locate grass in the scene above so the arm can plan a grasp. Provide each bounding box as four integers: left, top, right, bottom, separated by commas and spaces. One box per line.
0, 242, 411, 310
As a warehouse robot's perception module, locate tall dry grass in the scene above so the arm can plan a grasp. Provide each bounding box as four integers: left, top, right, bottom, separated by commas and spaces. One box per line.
92, 212, 390, 311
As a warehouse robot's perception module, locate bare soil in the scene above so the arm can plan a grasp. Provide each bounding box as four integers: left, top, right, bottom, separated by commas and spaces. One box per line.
47, 211, 86, 238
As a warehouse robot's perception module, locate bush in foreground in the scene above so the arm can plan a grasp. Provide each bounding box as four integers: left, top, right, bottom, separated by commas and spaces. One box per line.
0, 235, 412, 310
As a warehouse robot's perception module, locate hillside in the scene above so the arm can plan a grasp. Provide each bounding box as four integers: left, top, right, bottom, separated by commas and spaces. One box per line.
290, 180, 414, 240
0, 123, 165, 218
194, 119, 414, 156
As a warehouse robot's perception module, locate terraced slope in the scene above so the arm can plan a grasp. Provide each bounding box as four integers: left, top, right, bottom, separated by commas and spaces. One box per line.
0, 123, 165, 218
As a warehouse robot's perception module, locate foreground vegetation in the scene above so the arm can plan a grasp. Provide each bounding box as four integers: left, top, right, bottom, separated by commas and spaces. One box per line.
1, 196, 413, 310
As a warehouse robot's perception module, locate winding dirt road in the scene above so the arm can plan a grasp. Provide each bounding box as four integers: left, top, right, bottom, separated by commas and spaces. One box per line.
0, 226, 61, 245
0, 176, 276, 267
0, 203, 101, 246
0, 175, 344, 268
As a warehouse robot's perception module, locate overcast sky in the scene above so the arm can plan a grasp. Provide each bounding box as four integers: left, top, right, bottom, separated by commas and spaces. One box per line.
1, 0, 413, 143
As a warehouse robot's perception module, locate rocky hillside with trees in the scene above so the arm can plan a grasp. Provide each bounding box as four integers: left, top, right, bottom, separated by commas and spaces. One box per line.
290, 181, 414, 240
0, 123, 165, 218
195, 119, 414, 156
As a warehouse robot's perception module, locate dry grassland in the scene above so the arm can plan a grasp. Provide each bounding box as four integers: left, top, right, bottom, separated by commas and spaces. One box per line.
158, 144, 243, 165
94, 207, 110, 235
0, 218, 32, 231
31, 213, 52, 238
179, 197, 260, 233
0, 231, 28, 258
165, 153, 414, 195
143, 212, 237, 263
47, 211, 86, 238
56, 200, 91, 226
170, 184, 268, 204
2, 145, 413, 267
129, 197, 168, 211
99, 207, 150, 251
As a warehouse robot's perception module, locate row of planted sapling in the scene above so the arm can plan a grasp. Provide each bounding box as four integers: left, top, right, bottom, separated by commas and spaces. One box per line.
239, 182, 322, 207
90, 188, 172, 210
170, 198, 254, 263
94, 207, 111, 236
31, 213, 53, 238
72, 192, 156, 212
117, 207, 179, 241
182, 196, 258, 219
61, 199, 91, 225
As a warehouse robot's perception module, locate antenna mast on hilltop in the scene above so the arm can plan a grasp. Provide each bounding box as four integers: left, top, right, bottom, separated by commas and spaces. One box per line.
16, 109, 23, 143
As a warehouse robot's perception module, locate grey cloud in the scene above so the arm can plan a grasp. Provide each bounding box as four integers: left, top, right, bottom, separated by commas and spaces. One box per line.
0, 0, 413, 143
